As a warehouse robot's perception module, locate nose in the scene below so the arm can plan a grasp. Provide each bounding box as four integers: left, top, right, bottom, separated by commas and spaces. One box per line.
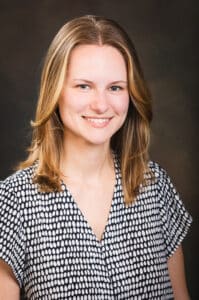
89, 90, 109, 114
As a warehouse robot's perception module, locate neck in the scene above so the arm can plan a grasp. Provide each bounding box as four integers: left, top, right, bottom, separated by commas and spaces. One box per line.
60, 140, 114, 181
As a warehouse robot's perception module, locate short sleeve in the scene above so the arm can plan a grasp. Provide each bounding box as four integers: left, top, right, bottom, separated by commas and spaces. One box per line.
0, 180, 26, 287
157, 168, 192, 258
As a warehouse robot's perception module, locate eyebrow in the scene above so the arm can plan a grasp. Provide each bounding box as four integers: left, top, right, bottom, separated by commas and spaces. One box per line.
73, 79, 127, 84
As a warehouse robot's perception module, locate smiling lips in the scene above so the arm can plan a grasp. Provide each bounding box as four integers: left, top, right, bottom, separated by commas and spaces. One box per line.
83, 116, 112, 128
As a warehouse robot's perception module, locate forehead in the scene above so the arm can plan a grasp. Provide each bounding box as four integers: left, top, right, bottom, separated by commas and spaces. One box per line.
67, 44, 127, 80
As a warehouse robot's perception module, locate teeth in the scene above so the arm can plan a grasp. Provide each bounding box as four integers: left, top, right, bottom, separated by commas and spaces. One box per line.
86, 118, 109, 124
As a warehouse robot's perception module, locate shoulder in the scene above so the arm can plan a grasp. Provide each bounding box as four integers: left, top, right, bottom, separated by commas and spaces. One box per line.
0, 164, 37, 201
147, 160, 173, 188
146, 160, 182, 208
147, 161, 192, 258
148, 160, 168, 178
142, 160, 180, 202
0, 168, 36, 287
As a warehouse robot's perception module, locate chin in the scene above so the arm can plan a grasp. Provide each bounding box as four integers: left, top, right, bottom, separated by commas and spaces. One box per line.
83, 136, 111, 147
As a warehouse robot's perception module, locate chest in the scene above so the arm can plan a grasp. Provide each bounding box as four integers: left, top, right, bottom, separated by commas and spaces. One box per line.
64, 179, 115, 242
24, 191, 172, 299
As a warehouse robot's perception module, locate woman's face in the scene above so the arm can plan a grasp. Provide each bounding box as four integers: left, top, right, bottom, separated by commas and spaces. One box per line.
59, 44, 129, 147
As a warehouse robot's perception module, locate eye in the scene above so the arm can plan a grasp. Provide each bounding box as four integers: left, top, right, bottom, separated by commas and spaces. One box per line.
77, 84, 90, 90
109, 85, 123, 92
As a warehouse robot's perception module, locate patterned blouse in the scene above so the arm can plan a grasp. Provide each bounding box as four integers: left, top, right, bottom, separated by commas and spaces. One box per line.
0, 158, 192, 299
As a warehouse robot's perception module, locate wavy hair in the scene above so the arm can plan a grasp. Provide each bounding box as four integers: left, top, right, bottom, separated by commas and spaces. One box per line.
18, 15, 153, 205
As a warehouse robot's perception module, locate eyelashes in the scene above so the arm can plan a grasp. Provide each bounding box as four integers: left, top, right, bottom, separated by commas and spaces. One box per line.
75, 84, 125, 92
109, 86, 123, 92
76, 84, 90, 90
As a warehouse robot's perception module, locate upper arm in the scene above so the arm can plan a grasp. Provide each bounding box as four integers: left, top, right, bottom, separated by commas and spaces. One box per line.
0, 181, 26, 289
0, 259, 20, 300
167, 245, 190, 300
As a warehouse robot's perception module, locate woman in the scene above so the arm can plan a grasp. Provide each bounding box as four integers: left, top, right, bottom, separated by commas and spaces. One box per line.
0, 15, 192, 299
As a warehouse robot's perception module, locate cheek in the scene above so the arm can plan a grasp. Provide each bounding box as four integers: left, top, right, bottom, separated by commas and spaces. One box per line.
58, 93, 86, 116
112, 96, 129, 115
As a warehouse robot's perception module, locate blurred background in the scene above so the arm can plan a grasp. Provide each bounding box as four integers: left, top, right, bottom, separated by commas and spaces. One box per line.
0, 0, 198, 298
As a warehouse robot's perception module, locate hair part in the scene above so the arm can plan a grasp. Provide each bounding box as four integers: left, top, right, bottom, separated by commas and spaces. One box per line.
18, 15, 153, 206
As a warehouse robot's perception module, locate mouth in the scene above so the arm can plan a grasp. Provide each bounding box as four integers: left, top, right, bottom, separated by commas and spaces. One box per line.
82, 116, 112, 128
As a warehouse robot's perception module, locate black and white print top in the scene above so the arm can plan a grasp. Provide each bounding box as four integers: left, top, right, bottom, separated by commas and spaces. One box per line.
0, 158, 192, 299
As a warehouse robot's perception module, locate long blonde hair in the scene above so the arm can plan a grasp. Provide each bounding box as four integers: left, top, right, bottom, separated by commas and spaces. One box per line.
19, 15, 153, 205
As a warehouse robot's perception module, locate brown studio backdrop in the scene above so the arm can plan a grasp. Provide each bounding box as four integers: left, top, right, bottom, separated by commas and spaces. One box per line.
0, 0, 198, 298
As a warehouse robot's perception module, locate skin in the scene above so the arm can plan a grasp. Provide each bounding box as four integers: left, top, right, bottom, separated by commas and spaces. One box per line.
59, 44, 129, 242
59, 44, 129, 148
0, 259, 20, 299
168, 246, 190, 300
0, 44, 190, 299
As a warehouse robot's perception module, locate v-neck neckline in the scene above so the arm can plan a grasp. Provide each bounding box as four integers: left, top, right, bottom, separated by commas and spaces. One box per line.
61, 153, 120, 245
68, 181, 117, 245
